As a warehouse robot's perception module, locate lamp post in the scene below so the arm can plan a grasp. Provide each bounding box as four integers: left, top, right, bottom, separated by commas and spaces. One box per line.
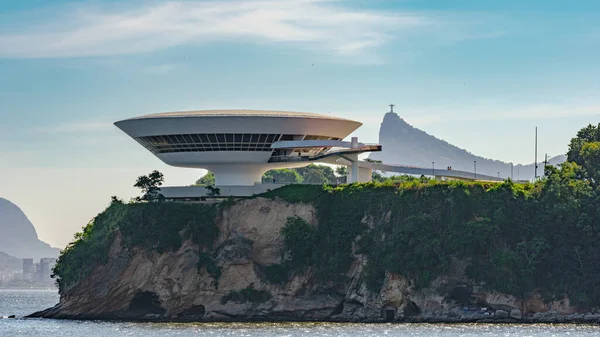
432, 161, 435, 178
474, 161, 477, 180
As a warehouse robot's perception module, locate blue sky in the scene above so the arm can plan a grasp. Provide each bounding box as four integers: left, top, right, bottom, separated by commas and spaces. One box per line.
1, 0, 599, 247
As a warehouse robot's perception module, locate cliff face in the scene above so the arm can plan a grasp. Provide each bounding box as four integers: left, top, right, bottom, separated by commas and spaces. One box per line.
31, 198, 597, 323
369, 112, 566, 180
0, 197, 59, 260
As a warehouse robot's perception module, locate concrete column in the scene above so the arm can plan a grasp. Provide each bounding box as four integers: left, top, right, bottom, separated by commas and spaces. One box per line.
351, 161, 358, 183
351, 137, 358, 149
358, 167, 372, 182
205, 164, 267, 186
345, 153, 359, 183
346, 166, 352, 183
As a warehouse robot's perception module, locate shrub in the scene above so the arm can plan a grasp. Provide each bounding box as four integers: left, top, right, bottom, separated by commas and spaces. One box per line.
264, 264, 290, 284
280, 216, 316, 270
197, 252, 221, 288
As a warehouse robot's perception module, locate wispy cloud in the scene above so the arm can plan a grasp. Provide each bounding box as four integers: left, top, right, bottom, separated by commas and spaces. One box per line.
490, 103, 600, 120
0, 0, 428, 60
143, 63, 184, 74
581, 28, 600, 42
402, 102, 600, 126
33, 121, 114, 133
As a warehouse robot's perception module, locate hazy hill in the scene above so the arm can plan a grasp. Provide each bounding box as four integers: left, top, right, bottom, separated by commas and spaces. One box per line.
0, 197, 60, 260
369, 112, 566, 180
0, 251, 22, 274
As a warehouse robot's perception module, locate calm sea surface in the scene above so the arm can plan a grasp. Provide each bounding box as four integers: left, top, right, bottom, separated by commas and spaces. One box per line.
2, 289, 600, 336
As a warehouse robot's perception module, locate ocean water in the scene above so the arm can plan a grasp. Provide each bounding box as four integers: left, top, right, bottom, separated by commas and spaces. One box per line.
2, 289, 600, 336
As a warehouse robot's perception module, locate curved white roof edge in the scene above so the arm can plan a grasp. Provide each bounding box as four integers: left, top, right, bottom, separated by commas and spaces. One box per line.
118, 109, 360, 124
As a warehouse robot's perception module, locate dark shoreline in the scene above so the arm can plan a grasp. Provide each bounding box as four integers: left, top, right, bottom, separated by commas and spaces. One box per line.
0, 287, 56, 290
24, 308, 600, 325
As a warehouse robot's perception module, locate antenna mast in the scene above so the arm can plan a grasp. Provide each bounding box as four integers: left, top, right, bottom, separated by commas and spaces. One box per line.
534, 127, 538, 180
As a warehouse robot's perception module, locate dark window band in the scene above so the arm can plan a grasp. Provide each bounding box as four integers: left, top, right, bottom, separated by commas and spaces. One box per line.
135, 133, 340, 154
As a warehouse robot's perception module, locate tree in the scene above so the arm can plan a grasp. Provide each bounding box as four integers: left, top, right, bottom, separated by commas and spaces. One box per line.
303, 169, 329, 184
297, 164, 336, 184
335, 166, 348, 184
110, 196, 123, 204
134, 170, 164, 201
195, 171, 215, 186
335, 166, 348, 177
205, 185, 221, 197
262, 168, 303, 184
567, 123, 600, 167
580, 141, 600, 186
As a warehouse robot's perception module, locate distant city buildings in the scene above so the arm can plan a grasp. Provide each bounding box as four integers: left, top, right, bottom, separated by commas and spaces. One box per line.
39, 257, 56, 281
22, 258, 34, 281
0, 257, 57, 287
26, 257, 57, 284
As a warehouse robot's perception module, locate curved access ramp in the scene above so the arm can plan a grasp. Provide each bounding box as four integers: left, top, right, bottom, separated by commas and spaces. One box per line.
268, 140, 381, 164
337, 159, 506, 182
269, 139, 509, 182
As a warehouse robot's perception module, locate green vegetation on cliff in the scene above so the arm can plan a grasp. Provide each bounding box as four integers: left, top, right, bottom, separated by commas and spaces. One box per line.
53, 201, 218, 292
264, 175, 598, 305
261, 123, 600, 307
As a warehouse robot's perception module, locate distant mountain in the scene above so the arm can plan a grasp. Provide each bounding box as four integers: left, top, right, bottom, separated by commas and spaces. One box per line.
0, 197, 60, 260
369, 112, 566, 181
0, 251, 22, 273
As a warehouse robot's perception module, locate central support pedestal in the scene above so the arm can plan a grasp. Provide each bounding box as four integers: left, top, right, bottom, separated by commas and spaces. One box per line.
204, 164, 268, 186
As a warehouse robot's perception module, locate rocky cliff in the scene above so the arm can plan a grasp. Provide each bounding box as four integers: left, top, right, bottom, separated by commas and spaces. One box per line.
369, 112, 566, 180
30, 196, 600, 323
0, 197, 59, 260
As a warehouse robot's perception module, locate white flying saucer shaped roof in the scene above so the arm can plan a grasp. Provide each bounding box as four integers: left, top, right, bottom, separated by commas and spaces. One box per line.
114, 109, 362, 141
123, 109, 355, 122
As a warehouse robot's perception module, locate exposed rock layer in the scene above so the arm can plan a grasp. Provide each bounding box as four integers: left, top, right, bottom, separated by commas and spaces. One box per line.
30, 198, 598, 323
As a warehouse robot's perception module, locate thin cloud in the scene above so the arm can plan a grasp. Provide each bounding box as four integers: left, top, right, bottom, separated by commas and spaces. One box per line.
401, 103, 600, 126
33, 121, 114, 133
494, 104, 600, 120
0, 0, 428, 59
143, 63, 184, 74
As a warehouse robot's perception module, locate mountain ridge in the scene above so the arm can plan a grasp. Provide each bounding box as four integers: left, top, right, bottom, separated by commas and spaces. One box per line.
0, 197, 60, 260
0, 251, 22, 274
369, 112, 566, 180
